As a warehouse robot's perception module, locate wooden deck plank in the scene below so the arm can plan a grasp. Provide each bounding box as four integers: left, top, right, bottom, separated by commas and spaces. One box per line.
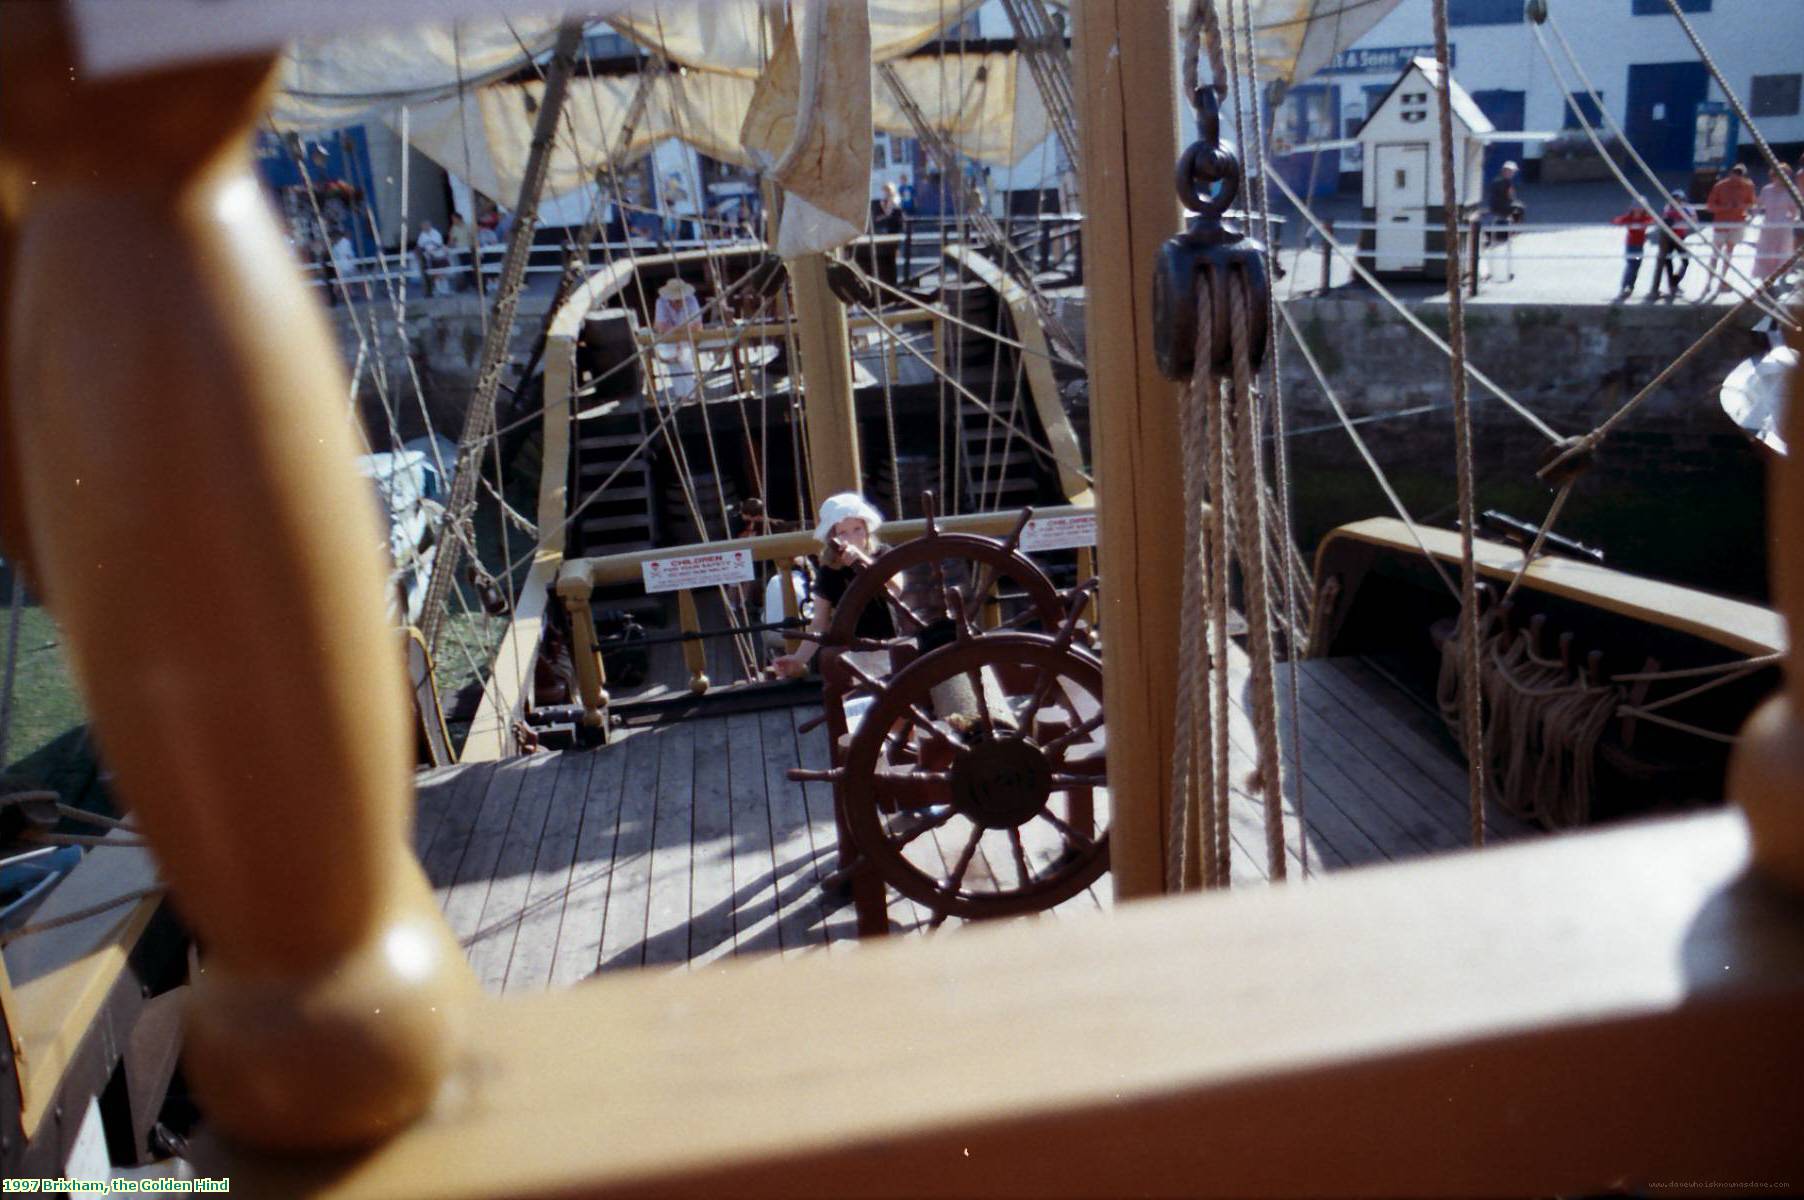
1291, 660, 1484, 851
547, 740, 630, 989
1233, 658, 1456, 864
412, 762, 466, 861
757, 707, 830, 956
417, 760, 498, 898
442, 758, 534, 944
1224, 699, 1342, 876
790, 706, 863, 946
1310, 657, 1539, 842
466, 753, 564, 991
595, 730, 664, 972
724, 711, 781, 957
638, 724, 698, 969
503, 749, 599, 995
687, 716, 739, 967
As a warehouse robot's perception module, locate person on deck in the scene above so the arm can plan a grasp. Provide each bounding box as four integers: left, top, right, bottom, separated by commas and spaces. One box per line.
1704, 163, 1757, 297
1754, 169, 1800, 279
652, 277, 704, 401
1483, 161, 1523, 282
416, 221, 450, 295
446, 212, 477, 292
1609, 200, 1655, 301
1650, 199, 1696, 301
769, 493, 892, 681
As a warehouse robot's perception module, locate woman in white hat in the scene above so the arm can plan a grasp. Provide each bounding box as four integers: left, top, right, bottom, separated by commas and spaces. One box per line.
653, 277, 703, 400
770, 493, 891, 679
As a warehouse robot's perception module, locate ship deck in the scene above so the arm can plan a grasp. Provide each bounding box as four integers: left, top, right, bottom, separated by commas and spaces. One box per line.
416, 653, 1540, 995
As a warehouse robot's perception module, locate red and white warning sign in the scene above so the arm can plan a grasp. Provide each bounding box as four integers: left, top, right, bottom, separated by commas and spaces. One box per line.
1019, 512, 1098, 553
641, 549, 756, 594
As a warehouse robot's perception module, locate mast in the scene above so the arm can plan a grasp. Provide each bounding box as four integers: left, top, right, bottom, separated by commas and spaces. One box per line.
419, 19, 585, 654
788, 251, 863, 500
1072, 0, 1185, 899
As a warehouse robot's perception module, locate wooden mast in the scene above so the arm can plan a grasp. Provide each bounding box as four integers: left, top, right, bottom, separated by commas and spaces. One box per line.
1072, 0, 1185, 898
788, 252, 864, 501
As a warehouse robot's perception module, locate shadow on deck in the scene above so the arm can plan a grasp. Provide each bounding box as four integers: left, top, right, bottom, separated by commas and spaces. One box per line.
416, 656, 1537, 995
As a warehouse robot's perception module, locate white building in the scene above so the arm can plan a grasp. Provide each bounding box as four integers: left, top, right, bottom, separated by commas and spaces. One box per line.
1273, 0, 1804, 197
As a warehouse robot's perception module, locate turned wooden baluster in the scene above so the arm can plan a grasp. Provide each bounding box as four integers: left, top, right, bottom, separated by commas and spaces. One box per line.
0, 6, 474, 1149
1730, 312, 1804, 893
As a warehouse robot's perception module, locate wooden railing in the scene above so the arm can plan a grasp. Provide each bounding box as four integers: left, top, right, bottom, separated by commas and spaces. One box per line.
3, 2, 1800, 1192
555, 504, 1098, 727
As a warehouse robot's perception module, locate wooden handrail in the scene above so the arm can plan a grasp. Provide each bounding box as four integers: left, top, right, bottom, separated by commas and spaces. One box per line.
215, 809, 1804, 1196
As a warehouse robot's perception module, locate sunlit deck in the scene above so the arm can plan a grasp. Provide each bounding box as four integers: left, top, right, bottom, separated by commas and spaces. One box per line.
418, 655, 1538, 994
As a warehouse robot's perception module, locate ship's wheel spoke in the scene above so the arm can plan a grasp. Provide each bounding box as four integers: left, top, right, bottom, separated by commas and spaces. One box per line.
887, 801, 957, 850
1043, 712, 1105, 760
1014, 666, 1059, 735
1007, 827, 1034, 885
944, 825, 984, 899
903, 703, 968, 754
1038, 808, 1096, 851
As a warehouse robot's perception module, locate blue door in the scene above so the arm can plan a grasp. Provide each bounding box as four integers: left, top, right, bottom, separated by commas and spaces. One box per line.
1273, 83, 1340, 200
1626, 62, 1710, 172
1470, 89, 1525, 181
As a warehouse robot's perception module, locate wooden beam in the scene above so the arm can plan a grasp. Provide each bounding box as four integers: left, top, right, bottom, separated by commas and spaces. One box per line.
1072, 0, 1183, 899
1317, 518, 1786, 657
788, 253, 863, 501
212, 811, 1804, 1197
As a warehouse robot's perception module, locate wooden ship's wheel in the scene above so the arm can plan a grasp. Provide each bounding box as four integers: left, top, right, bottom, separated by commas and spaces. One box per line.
794, 496, 1108, 931
837, 618, 1109, 924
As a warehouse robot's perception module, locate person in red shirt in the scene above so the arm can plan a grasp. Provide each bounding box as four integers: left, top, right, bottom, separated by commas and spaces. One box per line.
1705, 163, 1758, 296
1610, 200, 1655, 300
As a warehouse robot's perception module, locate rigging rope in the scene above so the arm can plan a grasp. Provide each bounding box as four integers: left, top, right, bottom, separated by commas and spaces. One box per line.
1431, 0, 1485, 849
0, 566, 23, 771
1233, 0, 1310, 875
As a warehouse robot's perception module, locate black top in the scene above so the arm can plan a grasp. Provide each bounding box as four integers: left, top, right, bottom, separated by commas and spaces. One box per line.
816, 563, 897, 640
1486, 175, 1519, 219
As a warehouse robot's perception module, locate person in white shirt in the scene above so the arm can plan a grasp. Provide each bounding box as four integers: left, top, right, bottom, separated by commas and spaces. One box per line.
652, 277, 704, 400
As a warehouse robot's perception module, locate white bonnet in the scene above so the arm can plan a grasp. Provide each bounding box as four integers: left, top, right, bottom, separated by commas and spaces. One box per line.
812, 492, 884, 546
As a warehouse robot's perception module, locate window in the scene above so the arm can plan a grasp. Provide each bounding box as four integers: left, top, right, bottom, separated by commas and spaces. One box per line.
1448, 0, 1520, 25
1751, 74, 1802, 118
1632, 0, 1708, 12
1563, 92, 1604, 129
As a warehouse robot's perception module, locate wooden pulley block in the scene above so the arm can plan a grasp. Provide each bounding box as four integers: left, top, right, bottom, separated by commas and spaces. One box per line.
1152, 86, 1270, 380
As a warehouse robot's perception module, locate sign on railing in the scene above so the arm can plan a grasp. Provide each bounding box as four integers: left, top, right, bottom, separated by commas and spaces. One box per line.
1020, 511, 1099, 553
641, 549, 757, 594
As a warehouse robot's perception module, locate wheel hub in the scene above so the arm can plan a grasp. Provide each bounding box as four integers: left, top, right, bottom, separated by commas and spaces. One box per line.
950, 737, 1052, 829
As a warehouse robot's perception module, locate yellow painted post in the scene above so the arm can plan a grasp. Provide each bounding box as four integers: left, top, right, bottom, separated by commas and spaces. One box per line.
1073, 0, 1183, 900
787, 253, 863, 499
1731, 309, 1804, 893
559, 580, 609, 729
0, 8, 473, 1149
676, 588, 711, 694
